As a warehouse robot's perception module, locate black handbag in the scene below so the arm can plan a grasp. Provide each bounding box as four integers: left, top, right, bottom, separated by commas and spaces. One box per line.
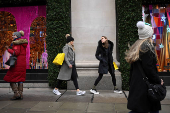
5, 52, 17, 67
138, 62, 166, 101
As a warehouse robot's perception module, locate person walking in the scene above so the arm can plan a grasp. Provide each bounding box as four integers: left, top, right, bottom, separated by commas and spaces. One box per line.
4, 30, 28, 100
90, 36, 122, 94
125, 21, 164, 113
53, 34, 86, 96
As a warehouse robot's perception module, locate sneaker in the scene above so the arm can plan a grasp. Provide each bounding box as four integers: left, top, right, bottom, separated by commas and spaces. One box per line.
76, 90, 86, 96
90, 89, 99, 94
114, 89, 122, 94
53, 89, 61, 95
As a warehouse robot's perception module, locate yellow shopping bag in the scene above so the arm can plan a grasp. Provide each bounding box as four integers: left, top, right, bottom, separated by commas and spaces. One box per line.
53, 53, 65, 65
113, 62, 119, 70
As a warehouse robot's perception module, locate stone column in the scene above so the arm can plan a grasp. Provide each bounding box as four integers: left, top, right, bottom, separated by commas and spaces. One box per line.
69, 0, 121, 90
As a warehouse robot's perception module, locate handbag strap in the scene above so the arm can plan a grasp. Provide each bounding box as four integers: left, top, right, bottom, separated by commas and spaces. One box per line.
137, 61, 153, 89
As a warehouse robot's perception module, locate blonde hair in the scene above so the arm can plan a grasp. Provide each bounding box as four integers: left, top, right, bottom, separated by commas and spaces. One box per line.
65, 34, 70, 38
125, 38, 152, 63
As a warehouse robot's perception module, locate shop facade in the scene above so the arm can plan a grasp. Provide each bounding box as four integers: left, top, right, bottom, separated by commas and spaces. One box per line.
0, 0, 170, 89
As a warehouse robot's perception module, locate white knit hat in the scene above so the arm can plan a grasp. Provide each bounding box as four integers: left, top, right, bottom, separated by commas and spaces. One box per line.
137, 21, 153, 39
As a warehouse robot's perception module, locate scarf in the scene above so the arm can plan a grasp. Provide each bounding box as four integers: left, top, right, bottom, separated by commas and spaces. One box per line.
68, 42, 75, 51
10, 37, 21, 48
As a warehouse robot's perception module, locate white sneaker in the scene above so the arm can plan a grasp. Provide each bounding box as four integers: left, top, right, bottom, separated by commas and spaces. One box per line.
90, 89, 99, 94
76, 90, 86, 96
114, 89, 122, 94
53, 89, 61, 95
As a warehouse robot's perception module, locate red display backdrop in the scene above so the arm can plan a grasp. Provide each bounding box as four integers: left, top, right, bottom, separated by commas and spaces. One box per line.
0, 6, 46, 69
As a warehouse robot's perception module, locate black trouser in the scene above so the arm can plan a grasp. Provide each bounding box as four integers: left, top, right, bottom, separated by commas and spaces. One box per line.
94, 66, 116, 86
56, 65, 79, 90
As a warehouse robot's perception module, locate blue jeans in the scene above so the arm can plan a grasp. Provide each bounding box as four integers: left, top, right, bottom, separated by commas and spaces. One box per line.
129, 111, 159, 113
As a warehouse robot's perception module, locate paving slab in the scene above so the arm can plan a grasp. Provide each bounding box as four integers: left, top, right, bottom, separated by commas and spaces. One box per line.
93, 90, 127, 103
0, 88, 12, 97
87, 111, 117, 113
21, 88, 65, 101
160, 105, 170, 113
57, 90, 92, 103
87, 103, 115, 112
164, 86, 170, 99
0, 108, 27, 113
0, 88, 65, 101
26, 111, 55, 113
0, 88, 169, 113
117, 111, 131, 113
29, 101, 63, 112
3, 101, 39, 109
58, 102, 88, 111
56, 110, 84, 113
0, 101, 14, 109
161, 99, 170, 105
114, 103, 130, 113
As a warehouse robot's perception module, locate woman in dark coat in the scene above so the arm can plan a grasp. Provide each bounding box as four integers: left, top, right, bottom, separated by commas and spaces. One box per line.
125, 21, 164, 113
90, 36, 122, 94
4, 30, 28, 100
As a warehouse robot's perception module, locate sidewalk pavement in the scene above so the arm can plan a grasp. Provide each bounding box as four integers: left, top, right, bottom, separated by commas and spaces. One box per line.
0, 87, 170, 113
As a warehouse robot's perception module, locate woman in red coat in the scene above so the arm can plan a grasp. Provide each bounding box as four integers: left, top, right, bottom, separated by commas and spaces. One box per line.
4, 30, 28, 100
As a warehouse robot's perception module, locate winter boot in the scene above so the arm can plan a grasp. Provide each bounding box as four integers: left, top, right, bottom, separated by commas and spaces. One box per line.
10, 83, 20, 100
18, 82, 23, 100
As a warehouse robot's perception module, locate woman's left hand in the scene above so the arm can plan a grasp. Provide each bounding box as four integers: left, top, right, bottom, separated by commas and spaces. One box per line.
69, 65, 72, 68
161, 79, 164, 85
5, 46, 9, 50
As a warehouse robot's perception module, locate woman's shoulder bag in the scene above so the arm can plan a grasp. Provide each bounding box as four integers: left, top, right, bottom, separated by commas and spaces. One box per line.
138, 62, 166, 101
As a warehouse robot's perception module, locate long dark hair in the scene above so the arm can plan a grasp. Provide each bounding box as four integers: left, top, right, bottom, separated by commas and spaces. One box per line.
102, 36, 109, 48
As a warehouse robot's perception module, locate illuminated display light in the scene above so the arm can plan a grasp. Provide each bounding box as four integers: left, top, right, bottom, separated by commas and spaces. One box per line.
159, 43, 164, 48
152, 34, 156, 39
145, 22, 151, 26
161, 14, 166, 23
167, 26, 170, 33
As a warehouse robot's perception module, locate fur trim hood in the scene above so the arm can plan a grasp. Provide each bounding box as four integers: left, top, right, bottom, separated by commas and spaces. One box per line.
12, 39, 28, 45
12, 39, 28, 48
98, 40, 114, 51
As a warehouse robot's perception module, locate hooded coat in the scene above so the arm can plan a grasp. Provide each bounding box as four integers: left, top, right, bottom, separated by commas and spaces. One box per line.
127, 46, 161, 112
4, 39, 28, 82
95, 40, 115, 74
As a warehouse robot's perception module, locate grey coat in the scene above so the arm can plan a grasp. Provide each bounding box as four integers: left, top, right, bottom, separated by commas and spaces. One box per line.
57, 44, 75, 80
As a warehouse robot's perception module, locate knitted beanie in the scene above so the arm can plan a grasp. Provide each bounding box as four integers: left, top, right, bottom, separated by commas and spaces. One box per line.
13, 30, 24, 38
66, 34, 74, 43
137, 21, 153, 39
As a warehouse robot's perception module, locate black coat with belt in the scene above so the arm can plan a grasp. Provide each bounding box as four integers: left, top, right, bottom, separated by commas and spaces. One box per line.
95, 40, 115, 74
127, 49, 161, 112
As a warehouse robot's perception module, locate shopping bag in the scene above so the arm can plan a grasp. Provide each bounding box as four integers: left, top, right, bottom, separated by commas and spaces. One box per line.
113, 62, 119, 70
5, 56, 17, 67
53, 53, 65, 65
5, 52, 17, 67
